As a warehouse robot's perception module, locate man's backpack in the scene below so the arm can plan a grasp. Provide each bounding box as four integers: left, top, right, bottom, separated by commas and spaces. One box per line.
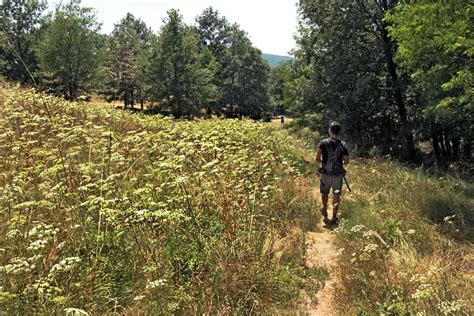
323, 139, 344, 175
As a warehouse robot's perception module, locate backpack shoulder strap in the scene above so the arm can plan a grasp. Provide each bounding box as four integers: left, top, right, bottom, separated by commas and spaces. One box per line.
325, 138, 333, 153
326, 138, 343, 153
339, 141, 346, 153
335, 140, 344, 152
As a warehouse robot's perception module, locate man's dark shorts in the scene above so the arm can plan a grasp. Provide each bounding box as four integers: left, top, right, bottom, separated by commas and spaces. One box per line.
320, 174, 343, 195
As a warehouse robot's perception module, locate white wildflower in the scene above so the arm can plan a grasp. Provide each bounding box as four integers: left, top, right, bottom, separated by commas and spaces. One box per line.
443, 214, 456, 222
49, 257, 82, 275
363, 230, 374, 239
146, 278, 167, 289
6, 229, 21, 239
27, 239, 48, 252
438, 299, 465, 315
350, 225, 365, 233
412, 283, 435, 299
134, 295, 146, 301
363, 243, 378, 253
64, 308, 88, 316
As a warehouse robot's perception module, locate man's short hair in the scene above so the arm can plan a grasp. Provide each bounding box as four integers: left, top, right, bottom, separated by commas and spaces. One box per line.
329, 121, 341, 135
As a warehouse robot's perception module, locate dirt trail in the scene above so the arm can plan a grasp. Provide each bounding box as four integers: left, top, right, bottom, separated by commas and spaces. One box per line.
303, 189, 343, 315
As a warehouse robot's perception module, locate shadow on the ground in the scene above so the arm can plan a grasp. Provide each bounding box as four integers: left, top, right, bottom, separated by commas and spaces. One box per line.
420, 195, 473, 241
321, 218, 338, 231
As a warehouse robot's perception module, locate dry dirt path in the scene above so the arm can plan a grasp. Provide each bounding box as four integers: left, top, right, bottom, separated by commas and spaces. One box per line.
302, 189, 343, 315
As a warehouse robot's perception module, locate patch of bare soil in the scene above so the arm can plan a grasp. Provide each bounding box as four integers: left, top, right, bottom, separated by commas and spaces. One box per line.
302, 190, 343, 315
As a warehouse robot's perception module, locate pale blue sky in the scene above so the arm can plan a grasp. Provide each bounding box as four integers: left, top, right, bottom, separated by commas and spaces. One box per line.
57, 0, 298, 56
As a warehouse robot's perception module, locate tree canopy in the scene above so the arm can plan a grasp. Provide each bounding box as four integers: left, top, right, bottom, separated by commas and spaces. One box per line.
387, 1, 473, 162
290, 0, 472, 163
148, 9, 219, 118
1, 1, 272, 120
100, 13, 152, 108
1, 0, 471, 164
0, 0, 46, 84
195, 8, 272, 119
37, 0, 101, 100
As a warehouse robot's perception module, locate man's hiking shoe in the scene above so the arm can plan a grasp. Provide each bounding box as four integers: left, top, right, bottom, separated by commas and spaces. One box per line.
330, 217, 339, 225
320, 207, 328, 218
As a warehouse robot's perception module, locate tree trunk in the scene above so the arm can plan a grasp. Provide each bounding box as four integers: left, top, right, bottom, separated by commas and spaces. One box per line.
379, 22, 416, 161
130, 88, 135, 109
444, 134, 452, 159
432, 132, 443, 164
372, 1, 416, 161
451, 137, 460, 160
207, 106, 212, 118
124, 85, 128, 109
68, 81, 74, 101
440, 132, 448, 159
139, 87, 144, 110
463, 139, 471, 158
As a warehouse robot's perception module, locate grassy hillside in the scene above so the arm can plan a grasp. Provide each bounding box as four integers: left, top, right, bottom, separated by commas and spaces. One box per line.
336, 159, 473, 314
0, 86, 321, 314
0, 86, 472, 314
262, 53, 293, 68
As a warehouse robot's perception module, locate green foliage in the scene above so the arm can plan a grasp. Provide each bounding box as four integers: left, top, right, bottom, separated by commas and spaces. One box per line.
2, 2, 272, 120
294, 0, 472, 164
221, 26, 272, 119
149, 10, 219, 118
0, 86, 318, 313
195, 8, 272, 119
195, 7, 230, 57
269, 60, 299, 114
294, 0, 417, 158
387, 1, 473, 162
36, 0, 101, 100
100, 13, 152, 108
0, 0, 46, 83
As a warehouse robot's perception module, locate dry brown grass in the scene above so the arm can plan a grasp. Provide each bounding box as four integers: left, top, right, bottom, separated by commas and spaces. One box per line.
334, 159, 473, 315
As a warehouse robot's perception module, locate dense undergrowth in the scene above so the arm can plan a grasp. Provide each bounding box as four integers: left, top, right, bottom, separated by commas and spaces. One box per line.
0, 86, 322, 314
335, 160, 473, 315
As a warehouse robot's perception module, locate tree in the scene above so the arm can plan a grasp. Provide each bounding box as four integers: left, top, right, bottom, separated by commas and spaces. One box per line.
269, 60, 298, 115
294, 0, 417, 160
195, 7, 230, 58
37, 0, 101, 101
100, 13, 152, 109
219, 25, 271, 119
195, 8, 272, 119
0, 0, 46, 84
195, 7, 230, 115
387, 1, 473, 162
149, 9, 218, 118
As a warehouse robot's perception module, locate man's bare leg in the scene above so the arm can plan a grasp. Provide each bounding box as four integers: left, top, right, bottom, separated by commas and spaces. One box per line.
332, 194, 340, 220
321, 194, 329, 217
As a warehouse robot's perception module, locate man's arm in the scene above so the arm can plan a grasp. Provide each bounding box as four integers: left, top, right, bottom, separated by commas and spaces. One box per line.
316, 147, 323, 163
342, 143, 349, 165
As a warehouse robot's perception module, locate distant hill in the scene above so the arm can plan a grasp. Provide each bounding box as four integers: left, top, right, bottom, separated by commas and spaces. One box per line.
262, 53, 293, 68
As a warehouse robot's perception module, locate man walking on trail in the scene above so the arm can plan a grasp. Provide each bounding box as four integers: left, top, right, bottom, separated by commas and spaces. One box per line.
280, 114, 285, 125
316, 121, 349, 225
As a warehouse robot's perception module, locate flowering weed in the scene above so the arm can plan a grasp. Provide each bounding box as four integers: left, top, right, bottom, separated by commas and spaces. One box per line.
0, 86, 319, 313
